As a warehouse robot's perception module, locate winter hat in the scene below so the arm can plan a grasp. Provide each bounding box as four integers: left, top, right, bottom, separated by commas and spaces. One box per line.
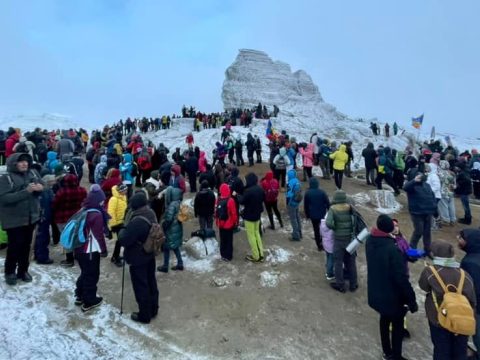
376, 214, 394, 233
332, 190, 347, 204
200, 180, 209, 190
117, 184, 128, 193
431, 240, 455, 258
19, 136, 27, 143
130, 192, 148, 210
150, 170, 159, 180
87, 184, 106, 206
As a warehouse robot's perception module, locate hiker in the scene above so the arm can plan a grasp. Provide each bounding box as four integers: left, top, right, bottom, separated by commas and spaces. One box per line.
237, 173, 265, 262
108, 184, 128, 267
458, 229, 480, 356
329, 144, 349, 190
194, 181, 216, 231
0, 153, 44, 285
326, 190, 357, 293
215, 183, 238, 261
362, 143, 377, 186
157, 187, 184, 273
53, 174, 87, 267
74, 185, 109, 312
437, 160, 457, 226
419, 240, 476, 360
403, 171, 436, 258
304, 178, 330, 251
298, 142, 314, 181
273, 147, 290, 188
455, 161, 473, 225
118, 192, 159, 323
366, 215, 417, 360
185, 151, 199, 193
34, 175, 56, 265
261, 171, 283, 230
320, 217, 335, 280
286, 169, 302, 241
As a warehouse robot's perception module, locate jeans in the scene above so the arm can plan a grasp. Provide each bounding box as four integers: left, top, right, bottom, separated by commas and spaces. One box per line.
460, 194, 472, 219
219, 228, 234, 260
438, 196, 456, 222
325, 252, 334, 277
319, 157, 330, 179
163, 247, 183, 267
5, 225, 35, 276
380, 311, 406, 359
334, 170, 344, 189
275, 169, 287, 188
303, 167, 312, 181
311, 219, 322, 250
409, 214, 432, 252
429, 322, 468, 360
75, 252, 100, 305
130, 258, 159, 322
199, 215, 214, 231
287, 205, 302, 240
245, 220, 263, 260
265, 201, 282, 228
333, 242, 357, 288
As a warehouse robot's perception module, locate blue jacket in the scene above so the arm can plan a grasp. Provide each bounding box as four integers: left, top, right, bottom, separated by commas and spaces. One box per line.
286, 169, 301, 207
120, 153, 134, 184
403, 179, 436, 215
304, 178, 330, 220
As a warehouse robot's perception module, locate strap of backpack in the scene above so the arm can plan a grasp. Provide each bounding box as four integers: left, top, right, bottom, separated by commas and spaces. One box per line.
136, 215, 152, 226
429, 266, 448, 293
457, 269, 466, 294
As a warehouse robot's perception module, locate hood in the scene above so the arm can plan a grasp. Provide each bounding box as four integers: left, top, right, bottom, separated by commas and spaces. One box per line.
332, 190, 347, 204
100, 155, 107, 163
123, 153, 132, 163
265, 171, 274, 181
339, 144, 347, 152
377, 148, 384, 156
6, 152, 33, 172
431, 153, 441, 164
109, 168, 121, 179
370, 227, 393, 238
384, 147, 391, 156
63, 174, 79, 188
171, 164, 181, 176
306, 143, 315, 152
309, 177, 319, 189
83, 184, 106, 208
245, 172, 258, 187
219, 183, 231, 198
473, 162, 480, 171
47, 151, 58, 161
461, 229, 480, 254
111, 185, 126, 199
287, 169, 297, 179
439, 160, 450, 170
166, 186, 183, 204
279, 147, 287, 157
367, 142, 374, 149
8, 133, 20, 142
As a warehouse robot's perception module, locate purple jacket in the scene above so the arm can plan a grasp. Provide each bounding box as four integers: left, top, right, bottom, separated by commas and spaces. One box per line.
320, 219, 334, 253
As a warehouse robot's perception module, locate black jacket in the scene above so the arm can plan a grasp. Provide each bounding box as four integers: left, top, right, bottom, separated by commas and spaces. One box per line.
461, 228, 480, 314
366, 228, 416, 316
303, 178, 330, 220
362, 143, 377, 169
185, 155, 199, 174
456, 169, 472, 196
403, 179, 437, 215
118, 206, 156, 266
194, 188, 216, 217
238, 173, 264, 221
199, 170, 216, 190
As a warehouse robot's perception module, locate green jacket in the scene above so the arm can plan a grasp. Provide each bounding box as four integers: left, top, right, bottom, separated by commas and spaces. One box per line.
162, 187, 183, 249
0, 153, 43, 230
326, 191, 353, 243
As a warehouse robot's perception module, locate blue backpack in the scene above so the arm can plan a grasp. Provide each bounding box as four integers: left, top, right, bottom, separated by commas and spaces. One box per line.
60, 209, 101, 251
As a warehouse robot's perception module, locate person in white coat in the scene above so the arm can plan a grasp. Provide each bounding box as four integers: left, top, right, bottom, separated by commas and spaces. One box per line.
426, 164, 442, 230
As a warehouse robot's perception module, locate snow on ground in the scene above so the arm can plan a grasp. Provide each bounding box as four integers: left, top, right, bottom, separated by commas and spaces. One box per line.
265, 246, 292, 264
0, 260, 206, 360
0, 113, 83, 132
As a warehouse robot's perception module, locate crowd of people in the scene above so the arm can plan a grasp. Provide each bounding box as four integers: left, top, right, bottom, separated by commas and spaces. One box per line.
1, 116, 480, 359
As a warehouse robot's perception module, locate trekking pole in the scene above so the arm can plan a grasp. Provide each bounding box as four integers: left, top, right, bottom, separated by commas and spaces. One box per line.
120, 258, 126, 315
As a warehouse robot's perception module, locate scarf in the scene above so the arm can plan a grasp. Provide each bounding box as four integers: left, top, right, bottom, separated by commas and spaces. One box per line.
433, 256, 460, 268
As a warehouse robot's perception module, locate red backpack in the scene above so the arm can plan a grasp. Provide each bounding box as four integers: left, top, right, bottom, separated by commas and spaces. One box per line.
137, 156, 152, 171
264, 179, 279, 203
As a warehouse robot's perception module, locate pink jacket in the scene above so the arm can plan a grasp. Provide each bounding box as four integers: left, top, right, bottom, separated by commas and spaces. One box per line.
320, 219, 334, 253
299, 143, 314, 168
198, 151, 207, 173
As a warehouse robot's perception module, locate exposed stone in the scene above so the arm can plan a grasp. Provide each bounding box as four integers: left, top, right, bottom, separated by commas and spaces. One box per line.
184, 237, 219, 260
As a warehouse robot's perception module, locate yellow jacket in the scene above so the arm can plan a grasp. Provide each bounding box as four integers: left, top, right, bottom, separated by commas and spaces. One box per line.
81, 132, 89, 143
108, 186, 127, 228
114, 143, 123, 156
329, 144, 349, 171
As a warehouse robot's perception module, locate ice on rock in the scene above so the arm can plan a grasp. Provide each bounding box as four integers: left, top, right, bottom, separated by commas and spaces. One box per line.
184, 237, 219, 260
368, 190, 402, 214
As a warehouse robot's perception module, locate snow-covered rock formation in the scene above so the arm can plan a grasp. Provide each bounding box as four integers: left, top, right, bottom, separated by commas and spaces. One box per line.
0, 113, 82, 132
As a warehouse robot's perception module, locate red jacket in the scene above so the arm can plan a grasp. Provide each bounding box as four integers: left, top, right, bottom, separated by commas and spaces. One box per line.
215, 183, 238, 230
261, 171, 280, 203
5, 133, 19, 158
101, 169, 122, 203
53, 174, 87, 224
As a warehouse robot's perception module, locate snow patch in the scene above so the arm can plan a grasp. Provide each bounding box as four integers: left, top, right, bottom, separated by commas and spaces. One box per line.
259, 271, 287, 288
265, 246, 292, 264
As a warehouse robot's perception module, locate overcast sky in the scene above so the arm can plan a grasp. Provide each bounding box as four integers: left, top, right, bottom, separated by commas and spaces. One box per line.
1, 0, 479, 137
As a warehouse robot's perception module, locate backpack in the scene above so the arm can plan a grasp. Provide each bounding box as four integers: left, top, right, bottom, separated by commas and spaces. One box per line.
136, 216, 165, 255
63, 161, 78, 177
137, 156, 152, 171
351, 207, 367, 236
131, 162, 138, 177
60, 209, 101, 252
276, 156, 286, 170
293, 184, 303, 203
429, 266, 476, 336
177, 203, 191, 223
15, 142, 28, 153
264, 180, 279, 203
216, 198, 229, 220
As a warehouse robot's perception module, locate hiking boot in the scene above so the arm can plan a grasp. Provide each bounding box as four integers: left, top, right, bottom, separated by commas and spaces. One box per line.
111, 257, 123, 268
157, 266, 168, 273
325, 274, 335, 281
403, 328, 411, 339
37, 259, 54, 265
259, 256, 265, 263
171, 265, 184, 271
330, 283, 346, 293
60, 260, 74, 267
245, 255, 260, 263
349, 284, 359, 292
459, 217, 472, 225
5, 273, 17, 286
17, 272, 33, 282
81, 297, 103, 312
131, 312, 150, 324
269, 225, 275, 230
382, 354, 393, 360
74, 296, 83, 306
289, 237, 301, 242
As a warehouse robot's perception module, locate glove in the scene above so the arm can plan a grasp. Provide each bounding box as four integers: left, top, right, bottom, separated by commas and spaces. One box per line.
408, 302, 418, 314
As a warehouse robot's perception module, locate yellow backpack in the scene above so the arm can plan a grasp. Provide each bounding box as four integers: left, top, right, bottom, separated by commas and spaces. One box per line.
430, 266, 476, 336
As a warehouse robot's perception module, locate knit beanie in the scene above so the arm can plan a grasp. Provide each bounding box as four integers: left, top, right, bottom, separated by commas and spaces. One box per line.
200, 180, 209, 190
130, 192, 148, 210
431, 240, 455, 258
87, 184, 106, 206
376, 214, 394, 233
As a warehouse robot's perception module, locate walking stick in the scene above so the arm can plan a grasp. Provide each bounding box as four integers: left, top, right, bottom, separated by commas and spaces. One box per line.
120, 258, 126, 315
